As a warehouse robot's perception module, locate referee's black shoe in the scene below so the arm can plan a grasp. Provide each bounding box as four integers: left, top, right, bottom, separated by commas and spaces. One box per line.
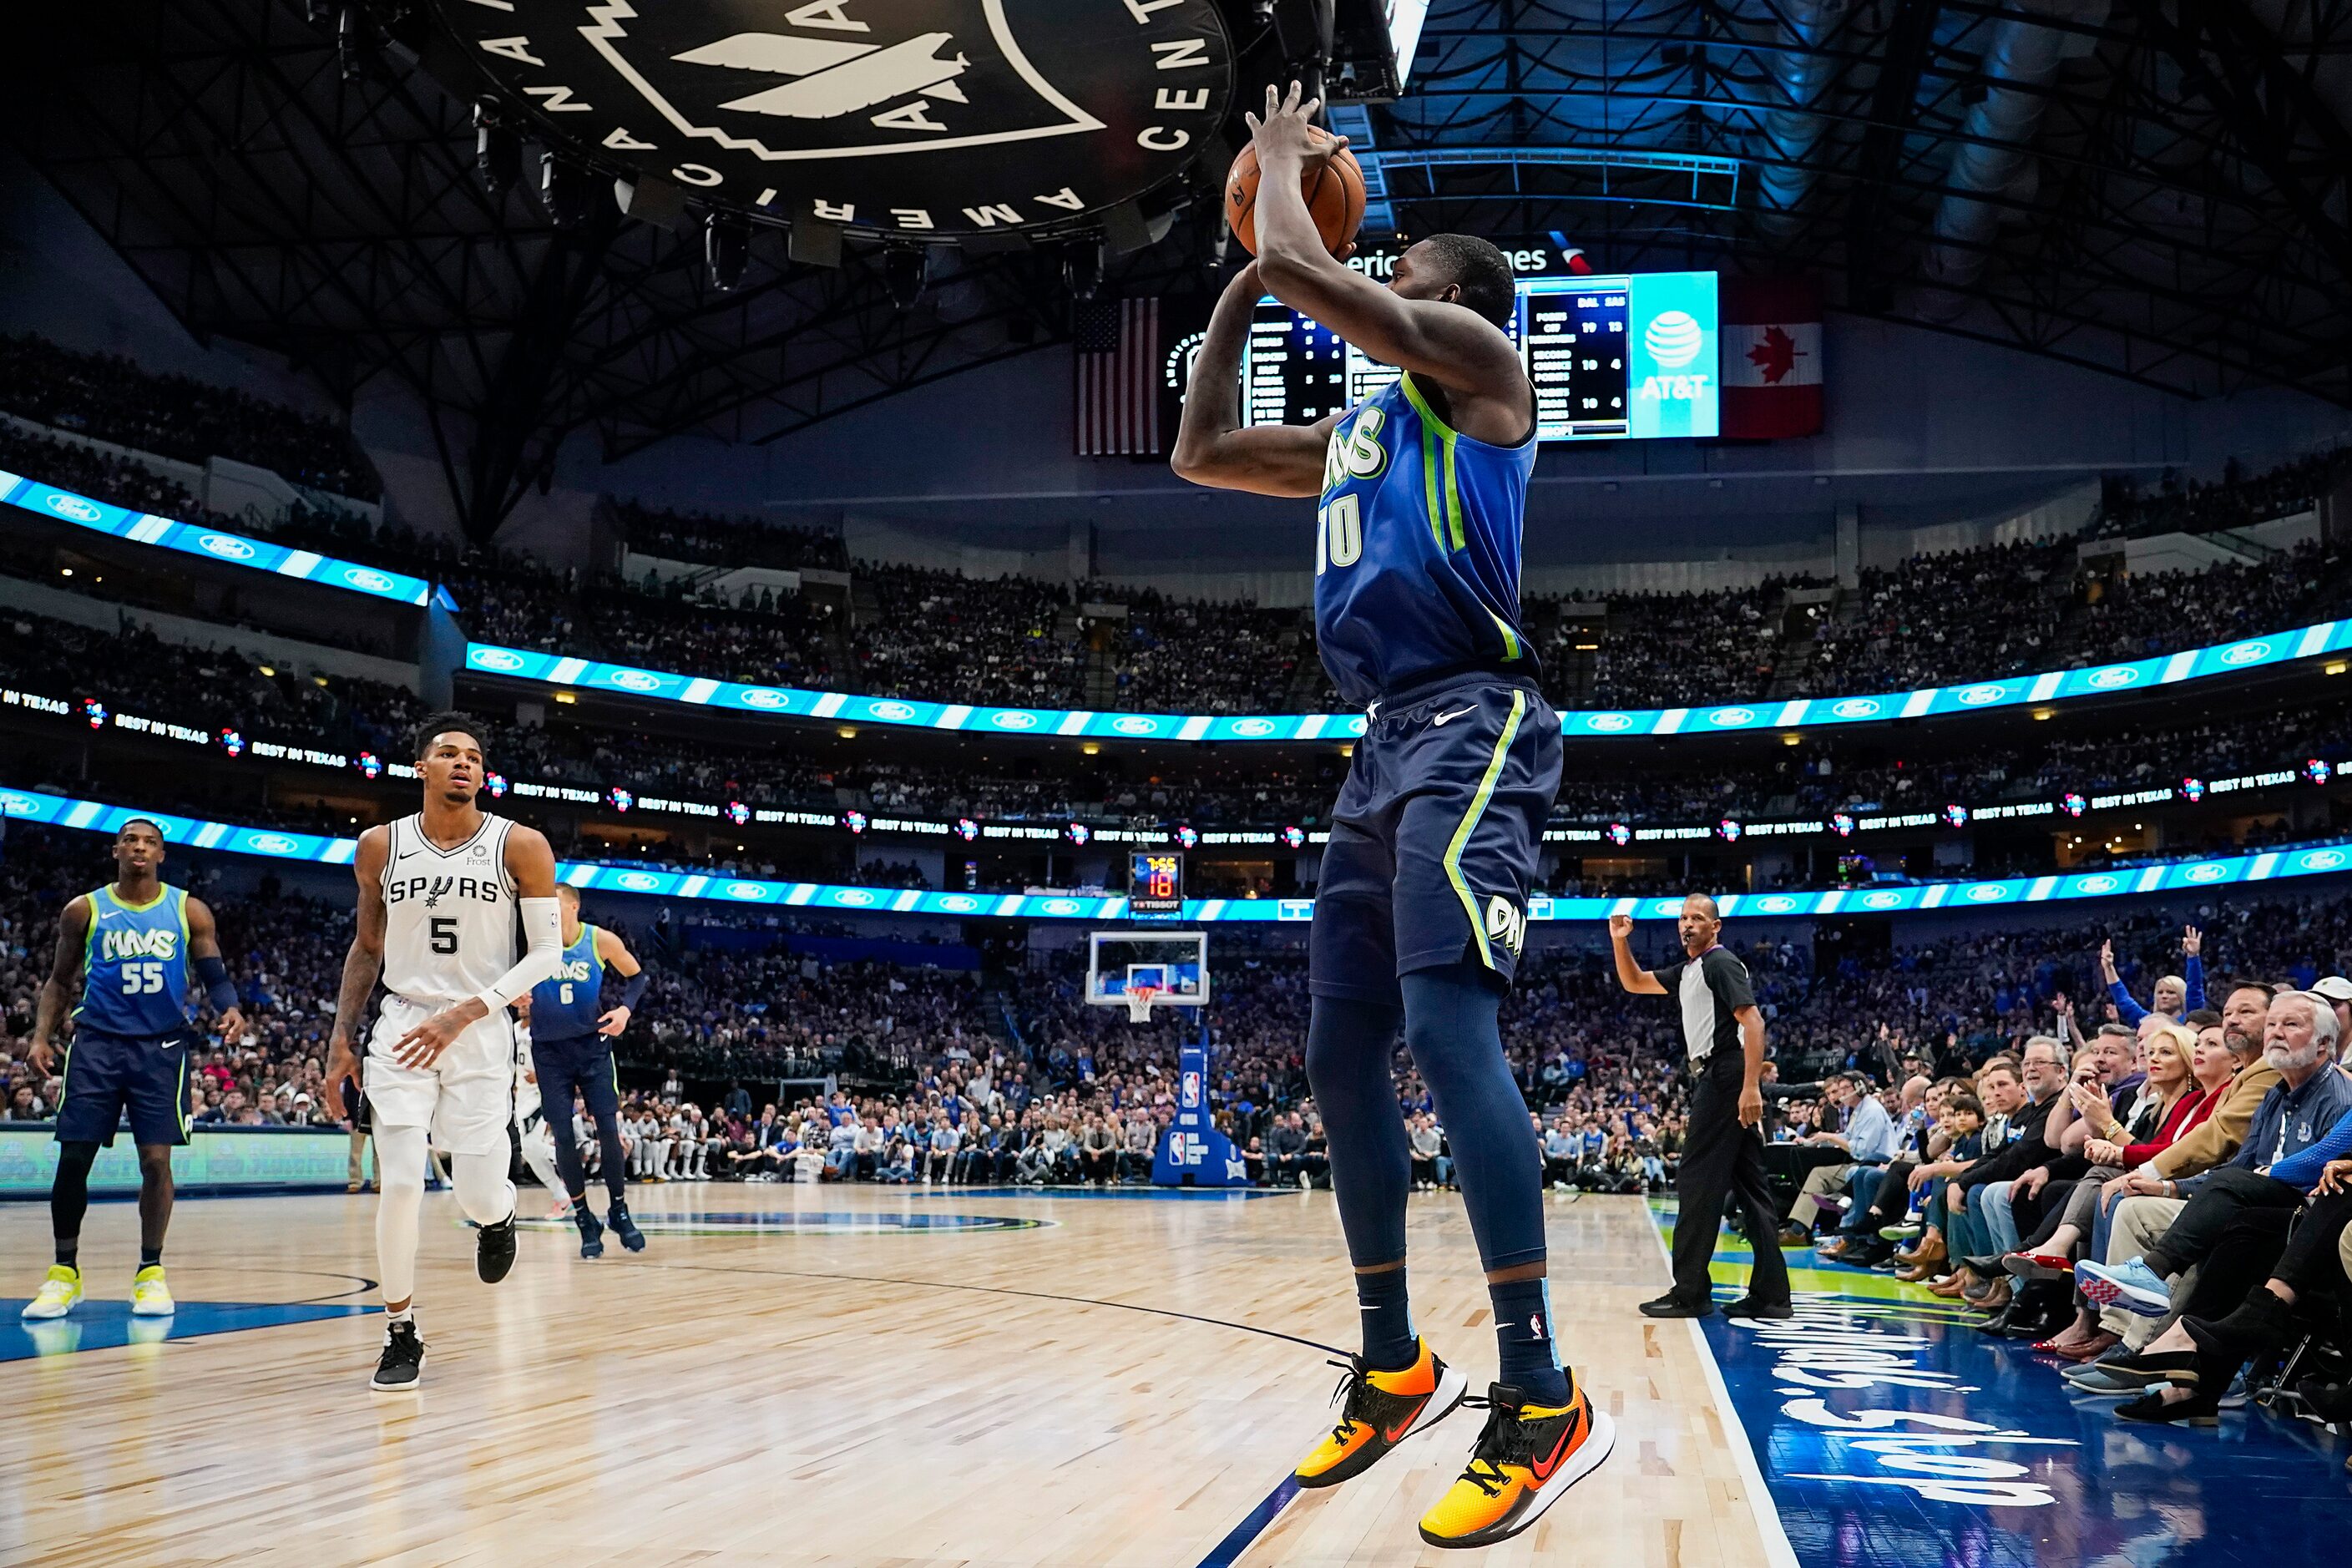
1638, 1292, 1714, 1319
1726, 1297, 1794, 1320
477, 1212, 518, 1283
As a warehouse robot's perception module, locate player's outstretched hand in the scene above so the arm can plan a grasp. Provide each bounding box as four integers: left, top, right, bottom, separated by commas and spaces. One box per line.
1607, 913, 1634, 940
392, 1004, 475, 1070
1245, 80, 1345, 169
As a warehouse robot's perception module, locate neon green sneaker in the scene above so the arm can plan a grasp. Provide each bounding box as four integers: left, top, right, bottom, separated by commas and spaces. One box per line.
130, 1264, 175, 1317
22, 1264, 83, 1320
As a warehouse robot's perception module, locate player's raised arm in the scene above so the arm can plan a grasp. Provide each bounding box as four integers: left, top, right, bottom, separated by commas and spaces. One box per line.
593, 923, 649, 1038
324, 826, 390, 1114
1171, 257, 1338, 496
1246, 83, 1526, 423
1608, 913, 1667, 995
27, 895, 93, 1075
183, 894, 245, 1045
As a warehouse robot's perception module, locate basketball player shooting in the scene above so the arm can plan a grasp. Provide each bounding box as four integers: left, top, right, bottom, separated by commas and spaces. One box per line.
322, 714, 564, 1392
1171, 83, 1610, 1550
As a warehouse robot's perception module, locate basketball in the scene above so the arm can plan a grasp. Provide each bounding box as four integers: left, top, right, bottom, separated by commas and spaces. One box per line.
1225, 137, 1367, 257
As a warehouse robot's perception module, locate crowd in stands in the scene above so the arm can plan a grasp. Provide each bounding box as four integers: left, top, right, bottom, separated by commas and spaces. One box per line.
611, 498, 848, 573
0, 333, 376, 500
2097, 448, 2351, 540
1100, 590, 1312, 715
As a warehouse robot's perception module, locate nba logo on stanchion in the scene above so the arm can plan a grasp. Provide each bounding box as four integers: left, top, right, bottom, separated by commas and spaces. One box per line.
1181, 1070, 1201, 1109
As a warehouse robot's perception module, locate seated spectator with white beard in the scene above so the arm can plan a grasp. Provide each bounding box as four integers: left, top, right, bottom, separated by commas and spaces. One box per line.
2076, 989, 2352, 1420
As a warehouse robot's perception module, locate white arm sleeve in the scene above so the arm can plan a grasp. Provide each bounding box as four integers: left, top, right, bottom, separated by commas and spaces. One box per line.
473, 897, 564, 1013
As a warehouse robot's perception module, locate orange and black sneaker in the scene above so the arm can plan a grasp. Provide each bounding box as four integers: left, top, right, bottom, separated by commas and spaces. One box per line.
1292, 1338, 1469, 1489
1416, 1377, 1615, 1550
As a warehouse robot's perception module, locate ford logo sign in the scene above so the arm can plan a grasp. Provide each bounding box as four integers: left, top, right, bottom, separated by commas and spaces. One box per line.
738, 688, 789, 710
0, 792, 38, 814
1650, 899, 1682, 918
938, 896, 980, 913
2076, 875, 2119, 894
346, 569, 397, 593
615, 873, 660, 891
2220, 640, 2271, 665
246, 833, 300, 855
1040, 898, 1081, 916
609, 670, 663, 692
2086, 667, 2139, 690
1230, 718, 1277, 737
991, 711, 1040, 730
1584, 713, 1635, 733
2300, 849, 2347, 871
2184, 863, 2228, 883
199, 533, 255, 559
870, 701, 918, 722
1111, 716, 1157, 736
1707, 707, 1757, 726
1863, 892, 1903, 909
1345, 716, 1369, 736
834, 889, 877, 906
1755, 897, 1797, 913
1957, 684, 2006, 706
1831, 699, 1880, 719
724, 883, 766, 900
473, 649, 526, 672
45, 493, 105, 523
1966, 884, 2008, 902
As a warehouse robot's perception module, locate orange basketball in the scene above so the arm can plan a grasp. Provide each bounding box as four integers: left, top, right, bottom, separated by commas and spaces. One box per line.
1225, 136, 1367, 257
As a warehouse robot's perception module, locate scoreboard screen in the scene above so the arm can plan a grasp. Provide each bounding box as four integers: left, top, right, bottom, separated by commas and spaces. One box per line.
1234, 241, 1717, 442
1129, 852, 1184, 916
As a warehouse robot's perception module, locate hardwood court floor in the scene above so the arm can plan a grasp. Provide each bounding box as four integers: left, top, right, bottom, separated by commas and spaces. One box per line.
0, 1184, 1776, 1568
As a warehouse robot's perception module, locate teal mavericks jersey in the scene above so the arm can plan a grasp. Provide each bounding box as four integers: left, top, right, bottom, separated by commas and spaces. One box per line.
75, 883, 194, 1037
1313, 372, 1540, 707
529, 924, 606, 1042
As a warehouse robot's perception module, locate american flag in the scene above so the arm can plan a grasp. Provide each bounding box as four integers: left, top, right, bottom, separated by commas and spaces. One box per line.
1073, 296, 1160, 456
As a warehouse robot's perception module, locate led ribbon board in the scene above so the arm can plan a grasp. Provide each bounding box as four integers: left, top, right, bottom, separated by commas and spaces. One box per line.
0, 468, 433, 607
8, 788, 2349, 923
465, 619, 2352, 744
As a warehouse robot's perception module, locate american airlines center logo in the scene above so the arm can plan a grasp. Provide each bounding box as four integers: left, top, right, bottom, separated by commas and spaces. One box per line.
2220, 640, 2272, 665
473, 649, 529, 672
1110, 716, 1158, 736
868, 701, 918, 722
44, 493, 104, 523
1229, 717, 1277, 737
246, 833, 301, 855
437, 1, 1233, 235
2085, 666, 2140, 690
1830, 698, 1881, 720
615, 872, 661, 891
738, 688, 790, 709
609, 669, 665, 692
199, 533, 256, 560
990, 711, 1039, 730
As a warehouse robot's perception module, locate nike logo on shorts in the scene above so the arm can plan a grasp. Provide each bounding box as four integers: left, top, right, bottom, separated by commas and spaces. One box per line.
1431, 706, 1479, 726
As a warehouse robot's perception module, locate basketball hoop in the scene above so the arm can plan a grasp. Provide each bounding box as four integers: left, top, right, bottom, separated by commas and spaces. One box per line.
1125, 985, 1161, 1024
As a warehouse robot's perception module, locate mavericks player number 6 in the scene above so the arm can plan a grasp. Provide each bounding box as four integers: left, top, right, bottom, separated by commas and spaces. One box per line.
1172, 83, 1609, 1552
323, 714, 565, 1393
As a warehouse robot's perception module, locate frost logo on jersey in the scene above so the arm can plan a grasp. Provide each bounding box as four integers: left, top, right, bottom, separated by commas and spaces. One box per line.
45, 493, 104, 523
100, 927, 181, 963
199, 533, 256, 560
1484, 894, 1527, 958
473, 649, 529, 673
1110, 715, 1158, 736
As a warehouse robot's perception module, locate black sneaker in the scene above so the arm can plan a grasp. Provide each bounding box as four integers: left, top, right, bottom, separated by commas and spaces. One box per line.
1727, 1297, 1794, 1319
371, 1320, 424, 1391
1637, 1292, 1714, 1319
477, 1212, 518, 1283
576, 1206, 606, 1260
608, 1201, 646, 1252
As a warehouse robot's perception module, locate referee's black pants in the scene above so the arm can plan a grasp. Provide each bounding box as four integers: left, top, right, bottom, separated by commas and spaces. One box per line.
1672, 1051, 1792, 1309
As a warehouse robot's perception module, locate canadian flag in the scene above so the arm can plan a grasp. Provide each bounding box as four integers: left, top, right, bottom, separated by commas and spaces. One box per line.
1719, 277, 1823, 439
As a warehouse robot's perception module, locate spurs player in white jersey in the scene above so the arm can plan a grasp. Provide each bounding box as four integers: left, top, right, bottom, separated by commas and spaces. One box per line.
324, 714, 563, 1393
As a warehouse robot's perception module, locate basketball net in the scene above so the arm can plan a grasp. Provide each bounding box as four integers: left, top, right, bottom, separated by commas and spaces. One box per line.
1125, 985, 1161, 1025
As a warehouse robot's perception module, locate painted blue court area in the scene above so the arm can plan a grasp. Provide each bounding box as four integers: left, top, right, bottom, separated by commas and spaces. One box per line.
1697, 1292, 2351, 1567
903, 1186, 1287, 1201
0, 1299, 377, 1363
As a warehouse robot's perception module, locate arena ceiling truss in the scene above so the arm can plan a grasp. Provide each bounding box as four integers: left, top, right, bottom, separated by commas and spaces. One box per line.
8, 1, 2350, 535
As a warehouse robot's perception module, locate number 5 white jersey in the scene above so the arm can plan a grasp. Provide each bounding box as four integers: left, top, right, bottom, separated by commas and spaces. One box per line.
380, 813, 519, 1006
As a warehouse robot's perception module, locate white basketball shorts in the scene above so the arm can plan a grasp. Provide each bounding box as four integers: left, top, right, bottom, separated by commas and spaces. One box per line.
365, 994, 515, 1157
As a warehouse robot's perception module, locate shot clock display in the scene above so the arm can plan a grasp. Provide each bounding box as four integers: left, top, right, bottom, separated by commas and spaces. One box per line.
1130, 852, 1185, 917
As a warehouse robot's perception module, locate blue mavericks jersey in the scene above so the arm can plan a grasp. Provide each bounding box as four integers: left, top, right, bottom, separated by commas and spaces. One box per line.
76, 883, 193, 1037
1313, 372, 1540, 706
530, 924, 605, 1041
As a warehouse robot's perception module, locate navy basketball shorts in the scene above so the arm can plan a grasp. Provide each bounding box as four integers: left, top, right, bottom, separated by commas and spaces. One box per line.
55, 1025, 194, 1147
530, 1033, 622, 1124
1310, 675, 1563, 1005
